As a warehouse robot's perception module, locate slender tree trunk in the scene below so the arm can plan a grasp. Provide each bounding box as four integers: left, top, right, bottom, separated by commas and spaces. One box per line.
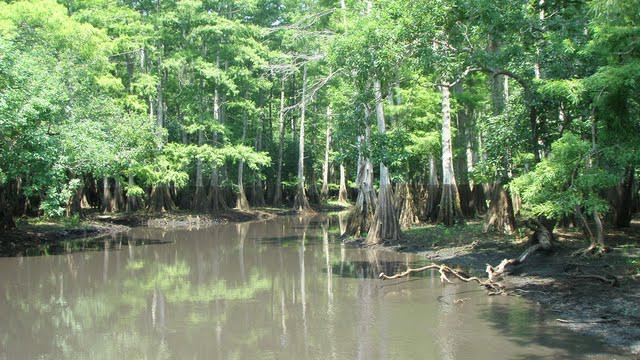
273, 82, 286, 206
193, 129, 206, 210
589, 108, 606, 250
366, 77, 400, 245
237, 112, 250, 211
425, 155, 441, 221
293, 65, 313, 212
321, 106, 332, 200
437, 84, 464, 226
338, 163, 349, 203
148, 46, 175, 212
209, 79, 228, 211
452, 83, 473, 217
102, 176, 113, 213
156, 51, 164, 139
252, 107, 266, 207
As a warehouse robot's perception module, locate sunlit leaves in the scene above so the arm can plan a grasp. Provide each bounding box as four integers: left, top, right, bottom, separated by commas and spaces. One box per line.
511, 134, 617, 218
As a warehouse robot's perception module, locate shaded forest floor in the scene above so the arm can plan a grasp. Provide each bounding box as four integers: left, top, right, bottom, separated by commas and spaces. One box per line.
381, 217, 640, 355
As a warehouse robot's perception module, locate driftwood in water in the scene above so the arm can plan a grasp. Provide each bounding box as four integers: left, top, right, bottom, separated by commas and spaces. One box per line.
380, 218, 556, 295
379, 263, 503, 295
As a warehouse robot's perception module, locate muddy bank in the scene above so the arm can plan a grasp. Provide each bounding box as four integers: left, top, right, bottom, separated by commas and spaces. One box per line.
0, 204, 347, 257
0, 221, 129, 257
360, 219, 640, 355
92, 209, 277, 228
0, 208, 278, 257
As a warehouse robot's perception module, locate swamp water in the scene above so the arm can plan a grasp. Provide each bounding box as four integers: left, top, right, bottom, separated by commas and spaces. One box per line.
0, 214, 629, 359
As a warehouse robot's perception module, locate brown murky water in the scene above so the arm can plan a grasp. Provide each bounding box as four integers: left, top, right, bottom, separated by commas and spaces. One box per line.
0, 214, 629, 359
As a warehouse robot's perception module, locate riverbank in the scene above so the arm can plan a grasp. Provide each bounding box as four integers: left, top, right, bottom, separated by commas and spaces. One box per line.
0, 208, 273, 256
0, 203, 349, 257
374, 218, 640, 355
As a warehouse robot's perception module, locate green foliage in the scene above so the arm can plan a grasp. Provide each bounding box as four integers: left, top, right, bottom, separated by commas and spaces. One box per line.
511, 134, 617, 219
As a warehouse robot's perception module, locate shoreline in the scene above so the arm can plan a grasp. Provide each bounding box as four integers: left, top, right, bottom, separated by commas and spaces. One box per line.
0, 204, 348, 257
2, 208, 637, 354
365, 219, 640, 356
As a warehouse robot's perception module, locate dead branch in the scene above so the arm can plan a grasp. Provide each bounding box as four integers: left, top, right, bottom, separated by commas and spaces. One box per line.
556, 318, 619, 324
379, 263, 504, 294
280, 69, 340, 115
265, 8, 336, 34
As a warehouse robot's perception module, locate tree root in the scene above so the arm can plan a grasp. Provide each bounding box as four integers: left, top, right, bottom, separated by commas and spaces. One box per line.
379, 218, 617, 296
379, 263, 504, 295
486, 243, 543, 282
571, 244, 609, 257
571, 274, 620, 287
486, 218, 552, 282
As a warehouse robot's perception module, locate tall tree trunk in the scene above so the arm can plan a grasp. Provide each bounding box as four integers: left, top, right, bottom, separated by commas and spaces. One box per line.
126, 174, 140, 212
101, 176, 113, 213
589, 108, 606, 250
608, 166, 634, 228
293, 65, 313, 212
209, 78, 228, 211
237, 112, 250, 211
437, 84, 464, 226
193, 129, 207, 210
366, 77, 400, 245
425, 155, 441, 221
344, 121, 376, 237
148, 45, 174, 212
308, 169, 321, 205
156, 51, 164, 141
483, 66, 516, 233
273, 82, 286, 206
338, 163, 349, 203
321, 106, 332, 200
452, 83, 473, 217
252, 107, 266, 207
113, 180, 124, 212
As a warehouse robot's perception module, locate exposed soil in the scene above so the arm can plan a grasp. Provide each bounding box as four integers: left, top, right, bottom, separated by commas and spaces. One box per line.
0, 204, 346, 257
0, 208, 278, 257
0, 220, 129, 257
93, 208, 277, 228
363, 218, 640, 355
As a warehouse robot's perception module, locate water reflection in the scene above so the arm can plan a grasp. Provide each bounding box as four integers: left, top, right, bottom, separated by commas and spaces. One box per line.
0, 214, 627, 359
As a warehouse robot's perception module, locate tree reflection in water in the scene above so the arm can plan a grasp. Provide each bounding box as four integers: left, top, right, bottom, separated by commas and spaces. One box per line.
0, 214, 625, 359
